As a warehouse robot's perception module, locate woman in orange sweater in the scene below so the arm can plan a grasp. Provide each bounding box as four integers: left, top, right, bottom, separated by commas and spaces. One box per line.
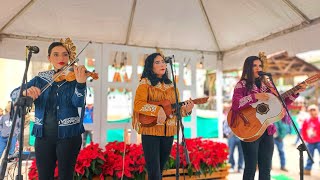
133, 53, 194, 180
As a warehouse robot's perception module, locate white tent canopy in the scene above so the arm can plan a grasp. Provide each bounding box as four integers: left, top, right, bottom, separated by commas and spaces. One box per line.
1, 0, 320, 70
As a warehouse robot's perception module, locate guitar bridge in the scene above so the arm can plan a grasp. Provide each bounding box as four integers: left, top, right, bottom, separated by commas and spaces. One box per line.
256, 103, 270, 115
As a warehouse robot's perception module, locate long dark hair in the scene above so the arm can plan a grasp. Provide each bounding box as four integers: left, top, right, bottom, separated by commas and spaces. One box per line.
240, 56, 263, 90
141, 53, 172, 86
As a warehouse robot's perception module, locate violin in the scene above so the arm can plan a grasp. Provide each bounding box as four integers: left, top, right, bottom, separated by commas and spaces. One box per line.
40, 41, 94, 94
54, 66, 99, 82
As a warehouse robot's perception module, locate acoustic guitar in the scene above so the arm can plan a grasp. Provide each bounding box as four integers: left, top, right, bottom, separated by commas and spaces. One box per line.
139, 97, 209, 127
227, 73, 320, 142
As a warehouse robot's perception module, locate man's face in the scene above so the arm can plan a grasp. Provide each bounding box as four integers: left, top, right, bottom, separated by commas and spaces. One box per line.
309, 108, 318, 117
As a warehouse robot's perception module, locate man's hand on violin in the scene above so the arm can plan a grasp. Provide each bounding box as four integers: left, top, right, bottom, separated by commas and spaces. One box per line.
74, 65, 87, 83
23, 86, 41, 100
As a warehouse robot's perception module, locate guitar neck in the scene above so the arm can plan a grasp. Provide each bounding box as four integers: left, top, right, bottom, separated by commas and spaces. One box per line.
280, 73, 320, 99
280, 85, 301, 99
172, 97, 208, 109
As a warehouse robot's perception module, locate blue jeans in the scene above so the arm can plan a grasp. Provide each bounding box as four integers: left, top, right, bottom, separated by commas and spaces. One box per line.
228, 135, 244, 170
274, 138, 286, 168
305, 142, 320, 170
0, 136, 17, 157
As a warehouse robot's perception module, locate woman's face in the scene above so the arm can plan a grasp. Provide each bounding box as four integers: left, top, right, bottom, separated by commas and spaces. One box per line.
152, 55, 167, 78
252, 59, 263, 78
48, 46, 69, 70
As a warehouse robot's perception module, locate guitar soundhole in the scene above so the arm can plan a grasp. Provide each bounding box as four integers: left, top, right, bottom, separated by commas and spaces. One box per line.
256, 103, 269, 115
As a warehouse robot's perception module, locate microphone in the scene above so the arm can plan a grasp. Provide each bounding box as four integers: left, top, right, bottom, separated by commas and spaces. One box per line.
258, 71, 272, 76
164, 55, 174, 63
26, 46, 40, 54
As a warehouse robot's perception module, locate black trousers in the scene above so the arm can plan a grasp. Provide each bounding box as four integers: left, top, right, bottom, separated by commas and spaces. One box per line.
142, 135, 174, 180
241, 131, 274, 180
35, 135, 82, 180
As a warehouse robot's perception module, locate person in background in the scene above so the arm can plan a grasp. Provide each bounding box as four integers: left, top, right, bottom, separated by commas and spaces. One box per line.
223, 103, 243, 173
0, 108, 3, 124
0, 101, 20, 158
82, 102, 93, 148
273, 120, 290, 172
293, 104, 309, 146
223, 119, 244, 173
301, 104, 320, 176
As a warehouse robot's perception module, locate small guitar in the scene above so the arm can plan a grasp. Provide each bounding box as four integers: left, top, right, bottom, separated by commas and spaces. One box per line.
139, 97, 209, 127
227, 73, 320, 142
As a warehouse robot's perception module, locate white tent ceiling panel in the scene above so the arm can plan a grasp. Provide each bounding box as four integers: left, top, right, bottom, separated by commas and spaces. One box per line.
0, 38, 103, 63
0, 38, 51, 61
223, 22, 320, 70
3, 0, 133, 43
129, 0, 218, 51
289, 0, 320, 19
1, 0, 320, 69
204, 0, 303, 50
0, 0, 30, 30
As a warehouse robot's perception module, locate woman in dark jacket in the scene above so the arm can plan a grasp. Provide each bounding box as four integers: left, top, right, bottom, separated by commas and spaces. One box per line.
11, 38, 87, 180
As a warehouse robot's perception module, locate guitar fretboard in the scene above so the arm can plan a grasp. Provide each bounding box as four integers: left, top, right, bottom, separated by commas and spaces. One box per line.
280, 73, 320, 99
281, 85, 301, 99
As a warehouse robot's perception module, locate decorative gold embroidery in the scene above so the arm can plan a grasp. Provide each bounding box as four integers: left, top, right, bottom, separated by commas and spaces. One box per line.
140, 104, 157, 113
139, 78, 151, 85
60, 38, 76, 61
140, 78, 173, 91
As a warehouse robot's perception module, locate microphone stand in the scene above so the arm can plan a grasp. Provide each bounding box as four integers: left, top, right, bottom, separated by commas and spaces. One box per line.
0, 49, 34, 180
166, 56, 190, 180
266, 74, 313, 180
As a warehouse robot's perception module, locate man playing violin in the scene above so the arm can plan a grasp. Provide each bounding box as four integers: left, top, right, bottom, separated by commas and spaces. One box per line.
11, 38, 87, 180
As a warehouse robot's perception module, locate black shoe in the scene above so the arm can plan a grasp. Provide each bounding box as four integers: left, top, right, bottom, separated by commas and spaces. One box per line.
280, 167, 288, 172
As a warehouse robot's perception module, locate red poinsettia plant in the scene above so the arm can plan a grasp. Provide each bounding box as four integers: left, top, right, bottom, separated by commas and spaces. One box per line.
28, 159, 59, 180
28, 138, 227, 179
101, 141, 146, 180
165, 138, 229, 176
74, 143, 106, 180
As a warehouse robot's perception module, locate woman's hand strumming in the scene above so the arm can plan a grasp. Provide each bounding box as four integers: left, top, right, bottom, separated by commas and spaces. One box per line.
157, 107, 166, 124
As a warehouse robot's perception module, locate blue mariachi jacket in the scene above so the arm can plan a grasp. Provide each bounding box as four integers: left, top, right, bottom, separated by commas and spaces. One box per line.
10, 70, 86, 138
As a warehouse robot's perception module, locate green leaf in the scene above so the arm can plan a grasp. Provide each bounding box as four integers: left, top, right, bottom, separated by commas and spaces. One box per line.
97, 159, 104, 164
85, 168, 89, 178
91, 161, 96, 171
